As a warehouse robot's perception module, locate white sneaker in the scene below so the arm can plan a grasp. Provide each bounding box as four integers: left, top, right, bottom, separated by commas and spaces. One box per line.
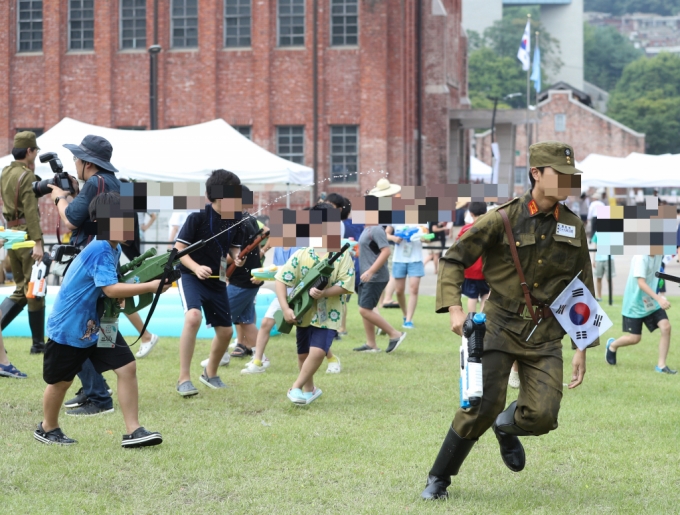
228, 340, 239, 350
326, 356, 341, 374
200, 353, 231, 368
248, 355, 270, 369
508, 370, 520, 389
241, 360, 267, 374
135, 334, 159, 359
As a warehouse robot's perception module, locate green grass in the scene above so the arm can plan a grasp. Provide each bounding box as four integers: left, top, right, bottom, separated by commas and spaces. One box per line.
1, 296, 679, 514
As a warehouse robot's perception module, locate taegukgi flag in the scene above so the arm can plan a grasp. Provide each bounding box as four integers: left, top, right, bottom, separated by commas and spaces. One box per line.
517, 20, 531, 71
550, 276, 612, 350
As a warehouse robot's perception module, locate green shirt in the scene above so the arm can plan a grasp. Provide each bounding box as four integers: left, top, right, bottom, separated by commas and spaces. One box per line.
0, 161, 43, 242
436, 191, 599, 348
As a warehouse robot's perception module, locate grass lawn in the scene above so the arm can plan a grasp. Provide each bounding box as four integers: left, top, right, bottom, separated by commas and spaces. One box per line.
1, 295, 679, 514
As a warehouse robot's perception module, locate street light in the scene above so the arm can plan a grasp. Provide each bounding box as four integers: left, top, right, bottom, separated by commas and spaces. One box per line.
148, 44, 162, 130
489, 92, 522, 143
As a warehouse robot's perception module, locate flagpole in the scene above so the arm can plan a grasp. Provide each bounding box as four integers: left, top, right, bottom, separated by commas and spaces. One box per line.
525, 14, 531, 195
535, 31, 540, 143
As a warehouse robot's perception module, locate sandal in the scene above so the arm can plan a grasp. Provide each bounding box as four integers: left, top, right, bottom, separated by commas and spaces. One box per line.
230, 343, 253, 358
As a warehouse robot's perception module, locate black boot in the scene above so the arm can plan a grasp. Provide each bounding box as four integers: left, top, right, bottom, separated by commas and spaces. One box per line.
492, 401, 531, 472
421, 428, 476, 500
28, 308, 46, 355
0, 298, 25, 331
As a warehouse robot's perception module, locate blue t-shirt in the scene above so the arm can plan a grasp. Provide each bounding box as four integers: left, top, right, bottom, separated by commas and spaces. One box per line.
47, 239, 122, 348
65, 172, 121, 248
273, 247, 301, 266
622, 255, 663, 319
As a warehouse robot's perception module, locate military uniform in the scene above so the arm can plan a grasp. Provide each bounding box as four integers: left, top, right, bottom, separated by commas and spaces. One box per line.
421, 141, 598, 500
0, 131, 45, 354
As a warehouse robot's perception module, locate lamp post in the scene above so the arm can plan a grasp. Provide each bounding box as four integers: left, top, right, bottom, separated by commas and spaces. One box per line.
148, 44, 162, 130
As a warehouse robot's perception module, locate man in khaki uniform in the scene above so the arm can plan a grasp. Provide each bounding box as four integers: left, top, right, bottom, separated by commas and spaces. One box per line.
0, 131, 46, 354
421, 141, 598, 500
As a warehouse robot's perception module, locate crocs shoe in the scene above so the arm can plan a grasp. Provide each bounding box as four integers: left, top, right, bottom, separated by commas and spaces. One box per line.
287, 388, 307, 405
326, 356, 341, 374
304, 388, 323, 405
135, 334, 160, 359
122, 427, 163, 448
353, 344, 381, 352
508, 370, 520, 389
605, 338, 617, 365
386, 332, 407, 353
0, 362, 27, 379
200, 353, 231, 368
176, 380, 199, 397
655, 366, 678, 375
34, 422, 77, 446
199, 369, 228, 389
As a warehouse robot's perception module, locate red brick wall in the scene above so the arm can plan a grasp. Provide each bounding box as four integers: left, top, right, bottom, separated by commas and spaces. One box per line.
2, 0, 468, 230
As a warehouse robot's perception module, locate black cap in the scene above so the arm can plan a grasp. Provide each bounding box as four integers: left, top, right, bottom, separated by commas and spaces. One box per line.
63, 135, 118, 173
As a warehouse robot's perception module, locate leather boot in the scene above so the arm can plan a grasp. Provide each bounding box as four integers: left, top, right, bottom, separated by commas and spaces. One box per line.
421, 427, 477, 500
28, 308, 46, 355
492, 401, 531, 472
0, 298, 25, 331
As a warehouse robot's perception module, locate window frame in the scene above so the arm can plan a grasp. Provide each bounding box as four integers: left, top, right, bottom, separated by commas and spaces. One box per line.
224, 0, 252, 48
554, 113, 567, 133
276, 126, 305, 165
277, 0, 305, 47
170, 0, 199, 49
17, 0, 43, 53
329, 125, 359, 184
119, 0, 147, 50
234, 126, 252, 140
68, 0, 95, 51
330, 0, 358, 47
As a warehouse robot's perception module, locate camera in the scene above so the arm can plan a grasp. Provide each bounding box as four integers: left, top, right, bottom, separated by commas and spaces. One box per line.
50, 244, 80, 264
32, 152, 77, 198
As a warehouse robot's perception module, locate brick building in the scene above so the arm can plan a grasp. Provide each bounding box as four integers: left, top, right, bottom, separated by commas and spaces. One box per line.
475, 83, 645, 196
1, 0, 468, 233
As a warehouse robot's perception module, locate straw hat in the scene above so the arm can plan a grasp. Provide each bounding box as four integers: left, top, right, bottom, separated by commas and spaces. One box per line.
368, 178, 402, 197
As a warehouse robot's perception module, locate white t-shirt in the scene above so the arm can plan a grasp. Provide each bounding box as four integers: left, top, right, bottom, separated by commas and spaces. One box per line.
168, 211, 191, 240
391, 224, 423, 263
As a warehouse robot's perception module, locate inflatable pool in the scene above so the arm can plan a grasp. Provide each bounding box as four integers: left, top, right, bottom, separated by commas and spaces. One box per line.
0, 286, 280, 340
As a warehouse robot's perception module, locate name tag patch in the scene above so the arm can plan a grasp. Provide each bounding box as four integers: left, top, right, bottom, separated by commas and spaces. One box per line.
556, 223, 576, 238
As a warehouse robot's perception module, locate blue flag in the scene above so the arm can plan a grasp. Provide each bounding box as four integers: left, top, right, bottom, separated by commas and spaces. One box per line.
531, 45, 541, 92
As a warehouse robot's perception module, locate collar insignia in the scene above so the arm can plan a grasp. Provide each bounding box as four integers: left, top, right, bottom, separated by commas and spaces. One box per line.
527, 199, 539, 216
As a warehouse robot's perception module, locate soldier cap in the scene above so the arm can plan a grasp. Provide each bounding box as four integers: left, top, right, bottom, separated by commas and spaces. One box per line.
529, 141, 582, 175
13, 131, 38, 150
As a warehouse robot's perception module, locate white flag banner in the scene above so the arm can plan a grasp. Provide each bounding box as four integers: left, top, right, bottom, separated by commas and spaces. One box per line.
517, 20, 531, 71
550, 276, 613, 350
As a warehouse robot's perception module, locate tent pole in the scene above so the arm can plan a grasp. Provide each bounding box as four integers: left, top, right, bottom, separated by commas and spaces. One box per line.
286, 183, 290, 209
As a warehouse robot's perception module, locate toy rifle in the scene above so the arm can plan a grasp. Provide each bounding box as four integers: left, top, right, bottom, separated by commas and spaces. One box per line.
656, 272, 680, 284
225, 228, 270, 279
460, 312, 486, 408
274, 242, 351, 334
0, 227, 37, 249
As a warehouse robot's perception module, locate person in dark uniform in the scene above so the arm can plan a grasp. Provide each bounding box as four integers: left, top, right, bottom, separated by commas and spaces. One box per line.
0, 131, 47, 354
421, 141, 598, 500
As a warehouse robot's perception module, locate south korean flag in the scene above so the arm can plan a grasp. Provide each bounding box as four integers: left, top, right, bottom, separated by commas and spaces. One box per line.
550, 276, 612, 350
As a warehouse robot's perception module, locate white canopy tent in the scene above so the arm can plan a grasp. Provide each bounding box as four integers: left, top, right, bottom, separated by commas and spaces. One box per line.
578, 152, 680, 188
469, 156, 492, 183
0, 118, 314, 189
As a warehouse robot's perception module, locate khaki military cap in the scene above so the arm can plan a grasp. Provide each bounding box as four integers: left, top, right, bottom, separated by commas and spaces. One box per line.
529, 141, 582, 175
14, 131, 38, 150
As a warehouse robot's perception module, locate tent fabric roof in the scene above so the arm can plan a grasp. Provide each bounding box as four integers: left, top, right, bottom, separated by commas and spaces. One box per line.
0, 118, 314, 186
578, 152, 680, 188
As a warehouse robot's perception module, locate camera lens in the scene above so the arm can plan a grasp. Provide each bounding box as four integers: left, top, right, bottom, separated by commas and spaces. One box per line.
31, 179, 53, 198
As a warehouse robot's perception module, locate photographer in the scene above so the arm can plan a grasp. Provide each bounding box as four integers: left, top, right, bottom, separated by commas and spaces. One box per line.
48, 135, 158, 416
0, 131, 47, 354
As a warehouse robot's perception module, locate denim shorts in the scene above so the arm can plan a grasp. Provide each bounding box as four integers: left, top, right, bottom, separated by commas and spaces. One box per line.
392, 261, 425, 279
227, 283, 259, 324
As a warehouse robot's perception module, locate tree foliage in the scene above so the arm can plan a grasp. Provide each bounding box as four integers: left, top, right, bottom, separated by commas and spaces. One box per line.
607, 53, 680, 154
585, 0, 680, 16
584, 23, 643, 91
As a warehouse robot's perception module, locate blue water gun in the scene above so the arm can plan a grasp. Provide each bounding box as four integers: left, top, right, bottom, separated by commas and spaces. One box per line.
0, 227, 36, 250
394, 226, 419, 241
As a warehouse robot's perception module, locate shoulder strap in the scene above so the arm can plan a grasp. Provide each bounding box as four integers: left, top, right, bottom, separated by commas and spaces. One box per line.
14, 170, 28, 221
498, 208, 538, 325
84, 176, 107, 247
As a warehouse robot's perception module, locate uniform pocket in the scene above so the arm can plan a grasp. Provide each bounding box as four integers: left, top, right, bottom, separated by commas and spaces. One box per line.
502, 233, 536, 265
550, 234, 581, 266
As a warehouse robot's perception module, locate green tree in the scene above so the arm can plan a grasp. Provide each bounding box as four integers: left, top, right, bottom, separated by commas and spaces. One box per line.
607, 53, 680, 154
585, 0, 680, 16
584, 23, 643, 91
468, 47, 526, 109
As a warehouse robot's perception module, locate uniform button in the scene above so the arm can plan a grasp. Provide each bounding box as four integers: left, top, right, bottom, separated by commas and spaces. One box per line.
538, 259, 543, 264
541, 235, 546, 240
516, 242, 520, 247
534, 283, 539, 288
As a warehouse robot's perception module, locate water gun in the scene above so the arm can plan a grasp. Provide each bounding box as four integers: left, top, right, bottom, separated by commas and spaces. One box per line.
0, 227, 36, 249
226, 228, 270, 279
460, 312, 486, 409
251, 265, 278, 281
27, 261, 47, 299
394, 226, 435, 242
274, 242, 351, 334
342, 238, 358, 257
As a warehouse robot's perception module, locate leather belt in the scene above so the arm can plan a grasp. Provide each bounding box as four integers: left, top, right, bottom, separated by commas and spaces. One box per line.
517, 300, 554, 321
6, 218, 26, 228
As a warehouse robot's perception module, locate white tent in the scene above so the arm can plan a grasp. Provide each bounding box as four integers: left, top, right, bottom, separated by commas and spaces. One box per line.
0, 118, 314, 187
470, 156, 492, 182
578, 152, 680, 188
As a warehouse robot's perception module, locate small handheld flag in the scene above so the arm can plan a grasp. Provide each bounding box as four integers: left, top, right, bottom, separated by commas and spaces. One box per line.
550, 275, 613, 350
517, 20, 531, 71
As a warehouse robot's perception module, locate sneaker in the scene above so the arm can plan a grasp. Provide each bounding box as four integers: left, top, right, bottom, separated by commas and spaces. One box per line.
34, 422, 77, 446
508, 370, 520, 389
655, 366, 678, 375
287, 388, 307, 405
200, 353, 231, 368
64, 388, 87, 408
65, 400, 114, 417
303, 387, 323, 405
30, 342, 46, 354
199, 369, 228, 389
605, 337, 617, 365
135, 334, 160, 359
402, 321, 414, 329
176, 380, 199, 397
353, 344, 381, 353
0, 362, 27, 379
386, 332, 407, 353
241, 360, 267, 374
122, 426, 163, 448
338, 331, 348, 336
326, 356, 342, 374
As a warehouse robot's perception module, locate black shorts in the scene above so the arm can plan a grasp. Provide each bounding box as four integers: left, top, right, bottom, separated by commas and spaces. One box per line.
178, 273, 233, 328
358, 281, 388, 309
461, 278, 490, 300
43, 333, 135, 385
622, 309, 668, 335
295, 326, 336, 355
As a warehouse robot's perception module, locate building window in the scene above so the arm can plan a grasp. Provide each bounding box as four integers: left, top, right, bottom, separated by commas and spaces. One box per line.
278, 0, 305, 47
17, 0, 43, 52
330, 125, 358, 183
554, 114, 566, 132
120, 0, 147, 49
172, 0, 198, 48
15, 127, 44, 137
515, 166, 526, 185
235, 126, 252, 140
331, 0, 358, 46
225, 0, 251, 47
69, 0, 94, 50
277, 126, 304, 164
